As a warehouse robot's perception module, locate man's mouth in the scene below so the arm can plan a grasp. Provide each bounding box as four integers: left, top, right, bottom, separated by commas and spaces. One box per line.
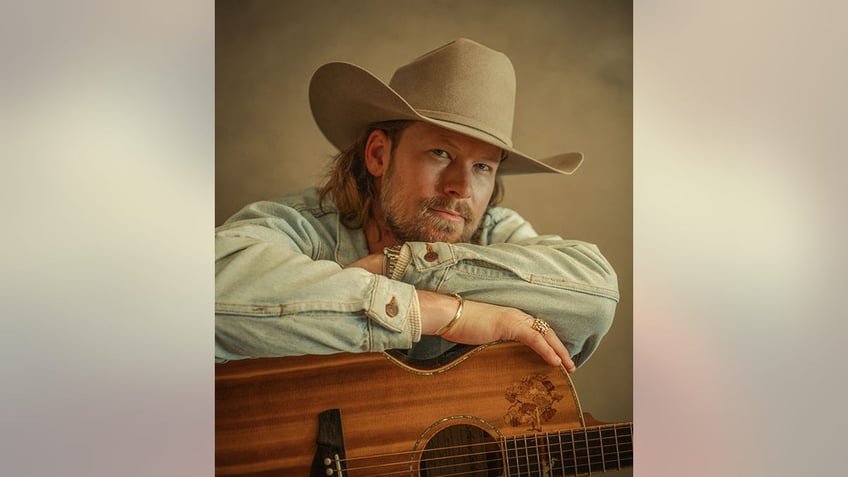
428, 207, 467, 223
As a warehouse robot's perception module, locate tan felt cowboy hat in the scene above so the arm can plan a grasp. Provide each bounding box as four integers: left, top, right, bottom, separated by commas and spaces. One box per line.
309, 38, 583, 175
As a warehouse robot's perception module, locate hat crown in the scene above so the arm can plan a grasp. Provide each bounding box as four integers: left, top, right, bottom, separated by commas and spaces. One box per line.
388, 38, 516, 146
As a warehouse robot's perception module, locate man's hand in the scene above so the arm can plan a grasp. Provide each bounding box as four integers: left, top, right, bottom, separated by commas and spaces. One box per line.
418, 291, 576, 372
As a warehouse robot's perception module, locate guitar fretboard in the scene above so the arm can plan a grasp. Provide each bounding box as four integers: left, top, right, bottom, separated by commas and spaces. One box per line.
503, 422, 633, 476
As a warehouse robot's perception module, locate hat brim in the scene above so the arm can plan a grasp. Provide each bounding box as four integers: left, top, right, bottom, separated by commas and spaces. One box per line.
309, 62, 583, 175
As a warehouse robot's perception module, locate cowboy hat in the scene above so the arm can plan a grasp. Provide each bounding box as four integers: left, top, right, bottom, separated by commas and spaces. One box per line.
309, 38, 583, 175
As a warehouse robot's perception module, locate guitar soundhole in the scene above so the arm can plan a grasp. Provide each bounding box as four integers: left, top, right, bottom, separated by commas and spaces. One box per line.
419, 424, 503, 477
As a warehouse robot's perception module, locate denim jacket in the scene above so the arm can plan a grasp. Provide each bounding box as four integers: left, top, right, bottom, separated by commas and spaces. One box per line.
215, 187, 619, 367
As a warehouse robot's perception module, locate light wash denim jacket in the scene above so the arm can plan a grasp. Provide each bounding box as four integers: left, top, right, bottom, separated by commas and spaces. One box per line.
216, 187, 620, 367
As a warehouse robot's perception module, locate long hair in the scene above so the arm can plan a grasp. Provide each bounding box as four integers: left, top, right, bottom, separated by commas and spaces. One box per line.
318, 120, 504, 230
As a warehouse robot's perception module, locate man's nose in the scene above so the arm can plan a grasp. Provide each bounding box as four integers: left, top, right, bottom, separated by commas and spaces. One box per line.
442, 166, 472, 198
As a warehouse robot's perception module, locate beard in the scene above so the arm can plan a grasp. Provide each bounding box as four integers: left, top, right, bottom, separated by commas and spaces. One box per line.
379, 163, 483, 244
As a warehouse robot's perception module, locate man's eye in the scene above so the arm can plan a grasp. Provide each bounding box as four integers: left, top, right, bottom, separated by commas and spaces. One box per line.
432, 149, 450, 159
475, 163, 493, 172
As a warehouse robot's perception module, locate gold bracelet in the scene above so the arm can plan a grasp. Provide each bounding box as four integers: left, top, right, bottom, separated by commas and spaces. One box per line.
435, 294, 464, 336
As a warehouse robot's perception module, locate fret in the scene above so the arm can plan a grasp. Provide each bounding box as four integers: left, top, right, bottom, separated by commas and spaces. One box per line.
517, 435, 525, 477
502, 436, 511, 477
599, 425, 619, 471
579, 442, 589, 474
534, 433, 544, 475
505, 436, 521, 477
503, 438, 519, 477
568, 430, 578, 477
515, 433, 530, 476
585, 426, 604, 473
618, 423, 634, 468
583, 427, 603, 473
613, 424, 621, 469
548, 430, 574, 476
529, 434, 545, 475
570, 428, 588, 475
555, 430, 569, 476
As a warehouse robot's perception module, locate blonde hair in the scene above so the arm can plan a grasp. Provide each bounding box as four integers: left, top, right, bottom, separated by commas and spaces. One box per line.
318, 120, 504, 230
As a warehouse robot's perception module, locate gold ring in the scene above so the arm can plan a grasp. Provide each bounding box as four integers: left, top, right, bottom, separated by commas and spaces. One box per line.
531, 318, 551, 336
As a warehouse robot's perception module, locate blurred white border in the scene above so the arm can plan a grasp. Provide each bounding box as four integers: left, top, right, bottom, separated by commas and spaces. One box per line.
2, 0, 847, 475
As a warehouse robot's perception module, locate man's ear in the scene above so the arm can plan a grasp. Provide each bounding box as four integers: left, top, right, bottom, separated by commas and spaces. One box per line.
364, 129, 391, 177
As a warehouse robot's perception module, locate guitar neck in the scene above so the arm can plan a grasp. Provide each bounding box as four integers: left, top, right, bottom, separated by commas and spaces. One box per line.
503, 422, 633, 476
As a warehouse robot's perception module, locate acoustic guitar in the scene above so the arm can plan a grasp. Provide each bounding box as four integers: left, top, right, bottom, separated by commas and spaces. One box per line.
216, 341, 632, 476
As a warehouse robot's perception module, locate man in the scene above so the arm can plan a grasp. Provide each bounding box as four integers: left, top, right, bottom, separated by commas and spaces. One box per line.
215, 38, 619, 371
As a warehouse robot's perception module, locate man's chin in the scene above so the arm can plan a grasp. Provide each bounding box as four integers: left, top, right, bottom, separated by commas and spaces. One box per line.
425, 233, 463, 244
421, 226, 470, 244
397, 226, 461, 244
391, 215, 476, 243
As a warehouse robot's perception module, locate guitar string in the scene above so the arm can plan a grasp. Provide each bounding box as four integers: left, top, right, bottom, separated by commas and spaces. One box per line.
345, 447, 633, 477
416, 441, 633, 477
338, 424, 632, 475
339, 423, 632, 464
347, 446, 627, 475
343, 445, 633, 477
343, 448, 633, 477
339, 426, 633, 471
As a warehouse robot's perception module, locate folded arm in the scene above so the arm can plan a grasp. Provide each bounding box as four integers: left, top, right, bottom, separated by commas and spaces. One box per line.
215, 202, 423, 362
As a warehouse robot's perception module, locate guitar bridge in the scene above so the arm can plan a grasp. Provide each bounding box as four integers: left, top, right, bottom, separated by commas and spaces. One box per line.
310, 409, 347, 477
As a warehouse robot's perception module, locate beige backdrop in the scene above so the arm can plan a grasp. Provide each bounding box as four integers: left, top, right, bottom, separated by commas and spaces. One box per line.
216, 1, 632, 472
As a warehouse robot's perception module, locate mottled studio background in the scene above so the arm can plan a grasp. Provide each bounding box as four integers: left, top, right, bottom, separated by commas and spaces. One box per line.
2, 0, 847, 476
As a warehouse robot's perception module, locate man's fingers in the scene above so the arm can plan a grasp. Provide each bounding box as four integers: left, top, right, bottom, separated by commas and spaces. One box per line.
520, 324, 575, 371
545, 331, 575, 372
526, 320, 576, 373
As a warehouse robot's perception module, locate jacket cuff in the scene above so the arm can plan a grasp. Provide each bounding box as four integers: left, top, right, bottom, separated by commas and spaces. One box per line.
365, 275, 420, 349
389, 243, 414, 280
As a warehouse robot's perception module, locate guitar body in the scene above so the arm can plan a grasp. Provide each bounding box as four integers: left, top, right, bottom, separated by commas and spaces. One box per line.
216, 341, 630, 476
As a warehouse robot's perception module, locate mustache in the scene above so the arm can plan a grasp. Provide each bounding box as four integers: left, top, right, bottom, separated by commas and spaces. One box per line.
421, 197, 473, 222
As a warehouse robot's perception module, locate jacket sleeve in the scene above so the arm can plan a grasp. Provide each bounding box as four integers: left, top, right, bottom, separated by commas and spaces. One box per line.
392, 207, 619, 367
214, 200, 421, 362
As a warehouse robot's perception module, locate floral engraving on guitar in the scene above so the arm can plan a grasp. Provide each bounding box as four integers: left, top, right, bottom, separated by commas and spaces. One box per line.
504, 374, 564, 431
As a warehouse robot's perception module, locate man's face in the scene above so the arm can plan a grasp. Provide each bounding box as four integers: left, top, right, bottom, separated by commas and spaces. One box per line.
378, 122, 502, 243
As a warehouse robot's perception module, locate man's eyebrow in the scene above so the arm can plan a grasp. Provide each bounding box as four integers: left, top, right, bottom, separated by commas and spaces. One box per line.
434, 135, 461, 151
436, 134, 502, 163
